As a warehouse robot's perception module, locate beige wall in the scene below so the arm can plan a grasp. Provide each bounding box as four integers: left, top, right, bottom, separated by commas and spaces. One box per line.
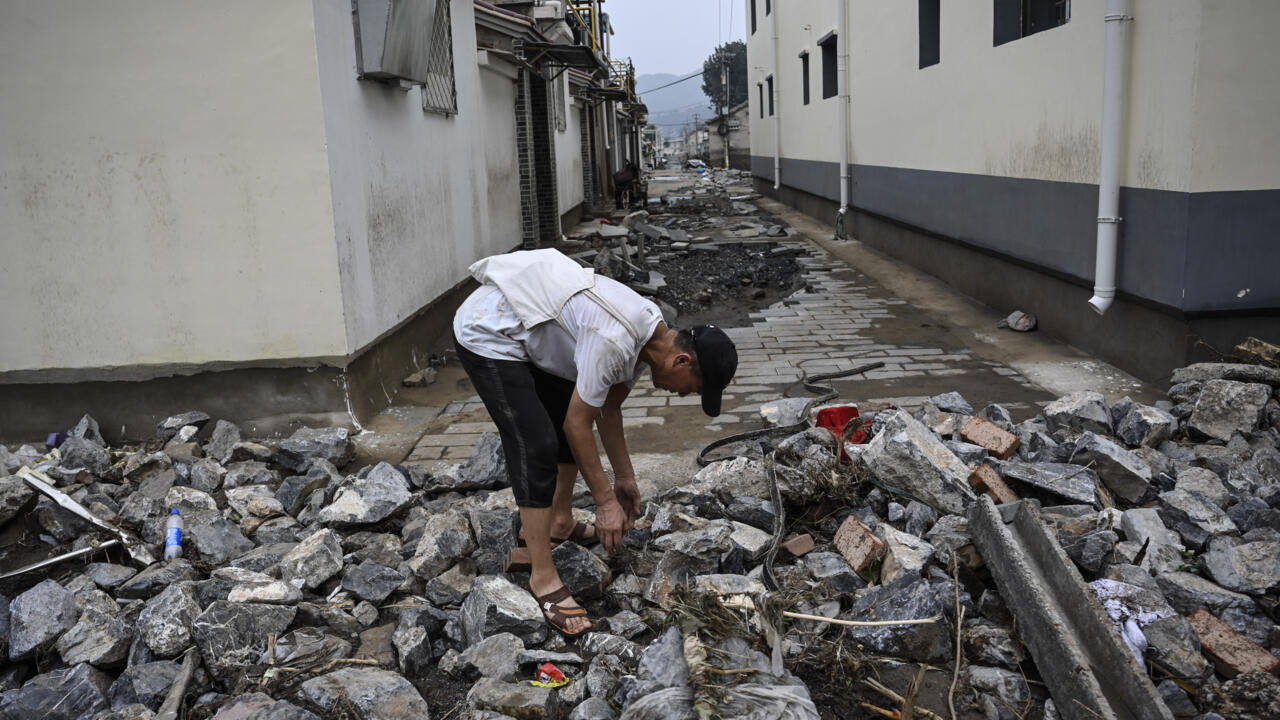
0, 1, 346, 375
747, 0, 1280, 195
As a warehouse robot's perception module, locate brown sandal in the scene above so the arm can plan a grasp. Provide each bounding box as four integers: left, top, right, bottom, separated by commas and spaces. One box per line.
516, 521, 598, 549
534, 585, 590, 637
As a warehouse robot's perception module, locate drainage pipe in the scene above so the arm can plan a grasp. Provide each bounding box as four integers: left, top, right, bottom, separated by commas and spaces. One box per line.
1089, 0, 1132, 316
835, 0, 850, 237
771, 6, 781, 189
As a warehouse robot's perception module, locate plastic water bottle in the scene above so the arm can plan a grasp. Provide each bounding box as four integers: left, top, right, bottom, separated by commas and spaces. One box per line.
164, 509, 184, 560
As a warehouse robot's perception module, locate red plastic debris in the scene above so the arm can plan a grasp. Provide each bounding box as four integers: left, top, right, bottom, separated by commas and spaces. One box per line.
815, 405, 867, 461
532, 662, 568, 688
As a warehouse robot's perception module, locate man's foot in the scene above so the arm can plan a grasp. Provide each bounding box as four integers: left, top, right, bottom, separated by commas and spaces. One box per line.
517, 520, 597, 548
531, 584, 591, 636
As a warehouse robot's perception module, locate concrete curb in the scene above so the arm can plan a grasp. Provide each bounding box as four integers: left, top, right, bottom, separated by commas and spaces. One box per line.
968, 496, 1173, 720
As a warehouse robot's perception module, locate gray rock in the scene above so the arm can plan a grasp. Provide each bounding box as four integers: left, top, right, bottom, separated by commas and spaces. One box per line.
1116, 404, 1176, 449
1201, 535, 1280, 595
1175, 468, 1230, 509
186, 512, 255, 565
276, 427, 351, 472
209, 691, 320, 720
1228, 498, 1280, 534
1143, 615, 1212, 687
279, 529, 344, 590
467, 677, 559, 719
341, 561, 404, 604
644, 550, 719, 608
318, 462, 412, 526
156, 411, 210, 441
458, 631, 524, 680
221, 461, 276, 489
1157, 679, 1198, 719
1156, 571, 1273, 645
584, 653, 625, 701
724, 496, 778, 531
460, 575, 547, 647
1171, 362, 1280, 388
551, 541, 612, 599
36, 498, 90, 542
452, 432, 508, 490
298, 667, 430, 719
1072, 432, 1152, 503
227, 577, 301, 605
997, 462, 1099, 506
391, 611, 433, 677
55, 590, 136, 666
192, 602, 296, 685
0, 478, 35, 526
861, 410, 976, 515
759, 398, 812, 426
58, 437, 111, 476
0, 663, 111, 720
637, 627, 689, 688
1120, 508, 1184, 548
229, 542, 298, 574
583, 633, 643, 665
1158, 489, 1239, 550
426, 559, 477, 607
1060, 529, 1119, 573
571, 696, 618, 720
67, 414, 105, 446
408, 509, 476, 579
948, 440, 992, 466
679, 456, 771, 502
845, 575, 952, 663
97, 703, 156, 720
803, 551, 866, 593
115, 560, 198, 600
187, 458, 225, 493
929, 392, 973, 415
964, 621, 1026, 670
251, 516, 304, 544
204, 420, 241, 463
137, 583, 204, 657
84, 563, 138, 591
904, 501, 938, 537
108, 660, 182, 712
223, 485, 281, 518
1189, 380, 1271, 441
878, 524, 936, 583
968, 665, 1030, 710
1044, 391, 1113, 435
8, 579, 78, 661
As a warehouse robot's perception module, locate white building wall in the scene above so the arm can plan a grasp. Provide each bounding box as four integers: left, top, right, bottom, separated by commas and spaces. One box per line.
313, 0, 520, 354
0, 0, 347, 375
557, 90, 586, 217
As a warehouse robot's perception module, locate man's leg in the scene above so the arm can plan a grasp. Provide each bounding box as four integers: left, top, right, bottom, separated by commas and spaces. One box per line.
454, 340, 590, 633
533, 368, 596, 544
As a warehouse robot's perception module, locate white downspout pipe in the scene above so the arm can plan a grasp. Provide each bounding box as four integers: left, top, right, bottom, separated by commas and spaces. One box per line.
836, 0, 850, 228
771, 6, 781, 189
1089, 0, 1133, 315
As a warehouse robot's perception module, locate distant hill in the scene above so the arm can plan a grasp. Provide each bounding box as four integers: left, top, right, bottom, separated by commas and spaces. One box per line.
635, 70, 716, 142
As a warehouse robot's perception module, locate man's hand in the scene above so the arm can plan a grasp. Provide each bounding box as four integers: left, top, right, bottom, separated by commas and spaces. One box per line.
613, 476, 642, 530
595, 498, 627, 554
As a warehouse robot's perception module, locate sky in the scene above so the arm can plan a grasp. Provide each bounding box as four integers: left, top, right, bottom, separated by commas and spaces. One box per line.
606, 0, 746, 77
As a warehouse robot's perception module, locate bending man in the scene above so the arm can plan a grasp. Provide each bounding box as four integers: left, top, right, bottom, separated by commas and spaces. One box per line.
452, 249, 737, 635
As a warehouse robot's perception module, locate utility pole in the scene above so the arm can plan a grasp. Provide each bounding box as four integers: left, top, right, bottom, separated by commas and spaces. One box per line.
722, 55, 730, 170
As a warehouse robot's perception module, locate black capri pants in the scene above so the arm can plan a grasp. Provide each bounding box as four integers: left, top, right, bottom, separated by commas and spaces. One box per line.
454, 337, 576, 508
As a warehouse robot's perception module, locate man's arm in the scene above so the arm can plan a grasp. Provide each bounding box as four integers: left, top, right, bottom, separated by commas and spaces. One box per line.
564, 390, 627, 553
598, 383, 641, 523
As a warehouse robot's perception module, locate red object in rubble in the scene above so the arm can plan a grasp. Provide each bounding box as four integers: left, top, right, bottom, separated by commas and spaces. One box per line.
815, 404, 867, 461
533, 662, 568, 687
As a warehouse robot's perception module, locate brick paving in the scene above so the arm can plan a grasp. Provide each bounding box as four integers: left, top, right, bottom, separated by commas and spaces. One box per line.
402, 241, 1046, 468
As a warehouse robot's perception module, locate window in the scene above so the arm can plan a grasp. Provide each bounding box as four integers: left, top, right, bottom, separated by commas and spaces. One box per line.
751, 0, 757, 34
766, 75, 774, 116
420, 0, 457, 115
994, 0, 1069, 46
799, 51, 810, 105
758, 83, 764, 118
819, 32, 838, 99
919, 0, 940, 68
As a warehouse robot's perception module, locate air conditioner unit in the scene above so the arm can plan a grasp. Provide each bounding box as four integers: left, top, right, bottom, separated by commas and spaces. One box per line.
352, 0, 438, 83
531, 1, 567, 21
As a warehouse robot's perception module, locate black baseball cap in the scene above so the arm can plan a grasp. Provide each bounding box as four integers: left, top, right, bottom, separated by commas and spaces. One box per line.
691, 324, 738, 417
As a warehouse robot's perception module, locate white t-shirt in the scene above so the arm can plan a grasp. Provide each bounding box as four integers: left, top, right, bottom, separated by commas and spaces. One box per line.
454, 275, 662, 408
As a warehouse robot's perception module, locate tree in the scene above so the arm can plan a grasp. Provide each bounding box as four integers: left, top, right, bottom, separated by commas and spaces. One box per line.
701, 41, 748, 114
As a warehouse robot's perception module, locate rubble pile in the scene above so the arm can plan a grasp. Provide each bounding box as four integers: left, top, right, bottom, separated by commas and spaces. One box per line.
0, 358, 1277, 719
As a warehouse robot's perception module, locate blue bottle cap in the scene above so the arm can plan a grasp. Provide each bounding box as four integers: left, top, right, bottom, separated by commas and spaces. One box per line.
170, 509, 180, 515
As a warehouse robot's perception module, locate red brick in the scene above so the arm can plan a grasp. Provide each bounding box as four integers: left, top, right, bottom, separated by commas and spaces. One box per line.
961, 416, 1021, 460
1188, 608, 1280, 678
833, 516, 885, 574
968, 465, 1020, 504
781, 534, 816, 557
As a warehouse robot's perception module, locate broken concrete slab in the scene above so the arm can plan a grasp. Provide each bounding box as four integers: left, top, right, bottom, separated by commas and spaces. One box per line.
861, 410, 977, 515
1189, 379, 1271, 441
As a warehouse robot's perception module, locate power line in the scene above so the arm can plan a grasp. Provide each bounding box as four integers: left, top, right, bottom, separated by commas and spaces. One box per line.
635, 70, 703, 95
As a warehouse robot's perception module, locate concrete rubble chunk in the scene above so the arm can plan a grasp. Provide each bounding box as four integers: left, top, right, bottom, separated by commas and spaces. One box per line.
8, 579, 78, 661
844, 575, 953, 663
209, 691, 320, 720
1116, 404, 1176, 448
997, 462, 1099, 507
298, 667, 431, 720
1142, 616, 1213, 687
876, 523, 936, 584
457, 631, 524, 681
408, 508, 477, 580
1187, 608, 1280, 678
0, 477, 35, 526
193, 602, 296, 685
861, 409, 977, 515
1189, 379, 1271, 441
1170, 362, 1280, 388
58, 436, 111, 476
135, 583, 201, 658
1120, 508, 1183, 549
1044, 391, 1113, 435
551, 541, 612, 598
1175, 467, 1230, 509
1157, 489, 1239, 550
1072, 432, 1152, 503
156, 411, 210, 441
108, 660, 182, 712
1200, 535, 1280, 595
55, 589, 136, 667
